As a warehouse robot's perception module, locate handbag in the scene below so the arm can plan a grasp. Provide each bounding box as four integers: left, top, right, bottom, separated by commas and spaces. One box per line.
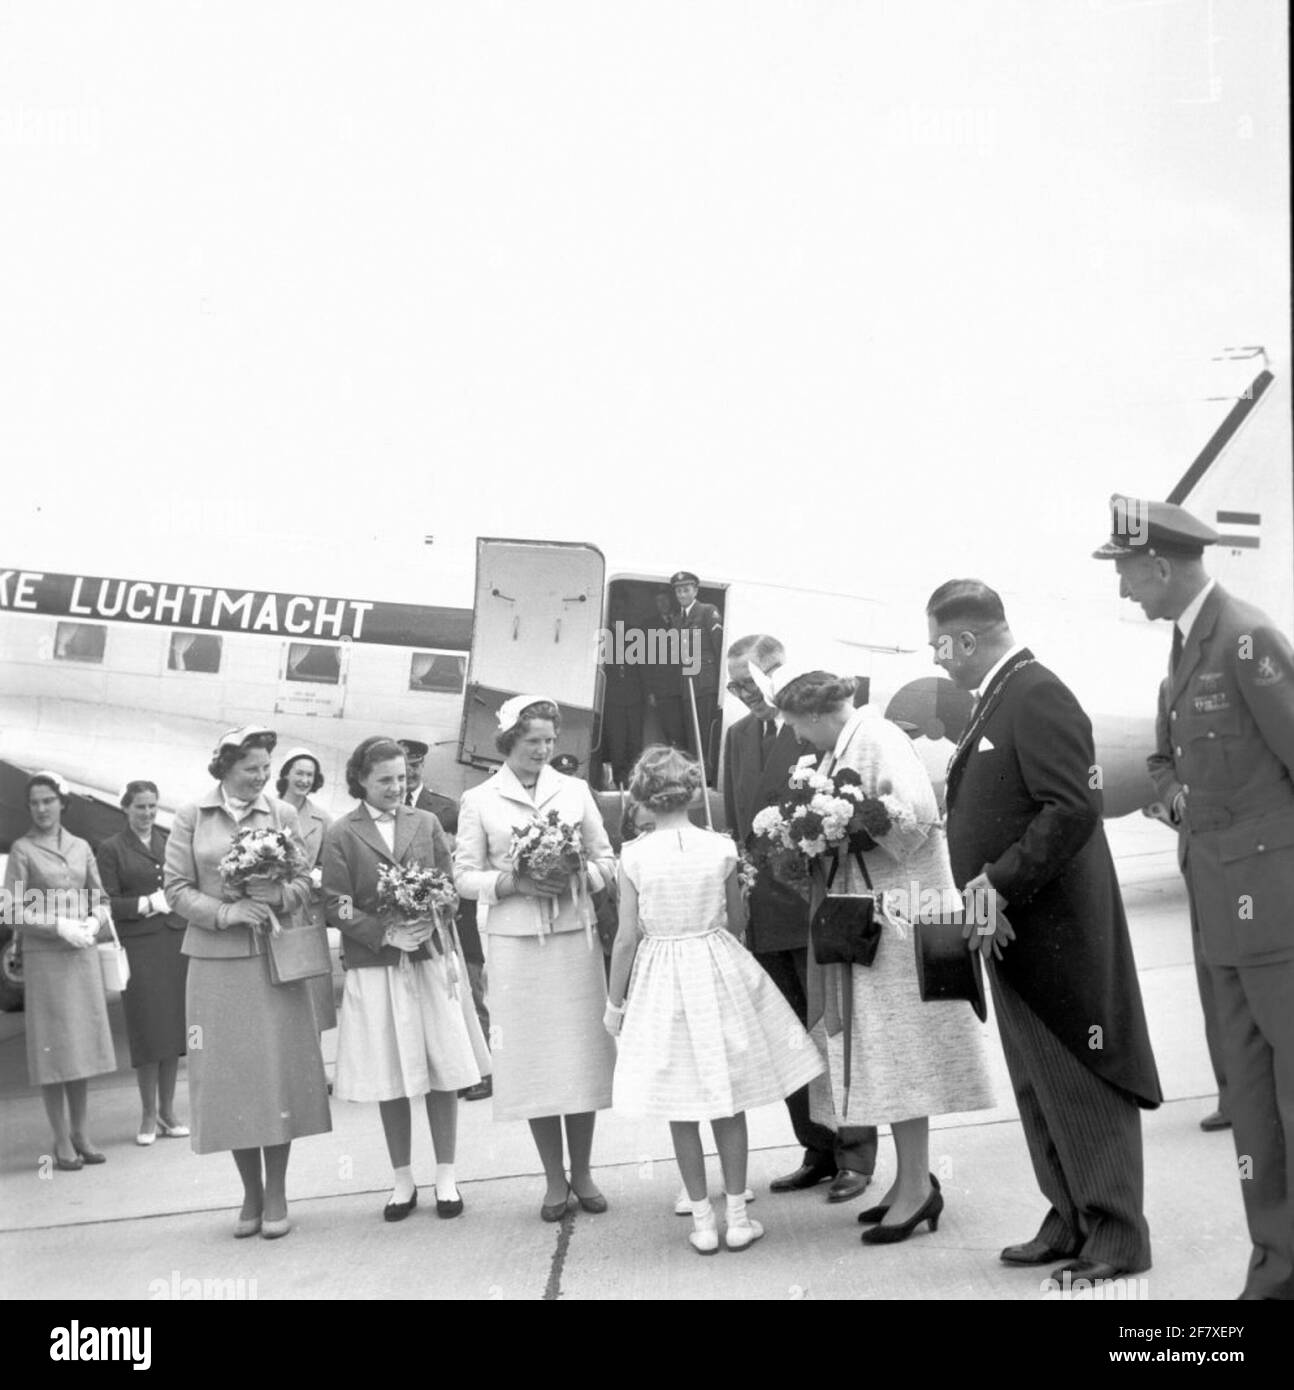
97, 916, 131, 993
810, 849, 881, 967
266, 915, 332, 985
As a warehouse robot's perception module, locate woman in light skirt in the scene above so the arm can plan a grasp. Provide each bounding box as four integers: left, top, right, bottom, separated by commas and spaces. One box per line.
323, 736, 489, 1221
5, 772, 116, 1169
164, 726, 331, 1239
454, 696, 617, 1221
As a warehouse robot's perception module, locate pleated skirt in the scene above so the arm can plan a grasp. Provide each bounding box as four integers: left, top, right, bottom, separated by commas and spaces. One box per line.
613, 930, 825, 1120
23, 946, 117, 1085
186, 954, 332, 1154
334, 957, 491, 1102
488, 929, 615, 1121
121, 930, 188, 1067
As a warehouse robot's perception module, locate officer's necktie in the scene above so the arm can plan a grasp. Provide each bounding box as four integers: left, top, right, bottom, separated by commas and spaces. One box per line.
1170, 626, 1183, 675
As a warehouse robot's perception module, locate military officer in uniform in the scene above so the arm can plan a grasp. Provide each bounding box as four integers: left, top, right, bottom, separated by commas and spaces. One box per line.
670, 570, 725, 783
1095, 495, 1294, 1301
398, 738, 492, 1102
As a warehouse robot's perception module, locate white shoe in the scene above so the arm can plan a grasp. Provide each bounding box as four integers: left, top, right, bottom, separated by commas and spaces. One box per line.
725, 1215, 765, 1252
688, 1204, 720, 1255
135, 1128, 157, 1147
675, 1185, 754, 1215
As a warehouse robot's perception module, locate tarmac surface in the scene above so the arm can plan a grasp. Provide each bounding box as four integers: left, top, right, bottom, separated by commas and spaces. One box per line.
0, 814, 1250, 1301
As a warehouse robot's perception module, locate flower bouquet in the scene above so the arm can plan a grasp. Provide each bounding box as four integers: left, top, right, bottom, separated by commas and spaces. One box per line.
219, 827, 306, 934
375, 861, 461, 989
751, 757, 904, 867
375, 863, 459, 923
509, 809, 588, 935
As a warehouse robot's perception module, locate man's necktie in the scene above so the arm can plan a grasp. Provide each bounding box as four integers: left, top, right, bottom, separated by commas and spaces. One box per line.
761, 720, 778, 766
405, 790, 415, 807
1170, 626, 1183, 675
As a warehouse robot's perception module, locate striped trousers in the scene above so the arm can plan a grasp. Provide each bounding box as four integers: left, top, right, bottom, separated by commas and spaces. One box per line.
991, 965, 1152, 1270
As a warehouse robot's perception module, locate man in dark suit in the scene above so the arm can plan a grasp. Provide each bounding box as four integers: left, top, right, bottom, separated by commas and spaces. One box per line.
1097, 497, 1294, 1301
671, 570, 725, 784
399, 738, 491, 1102
723, 633, 875, 1203
930, 580, 1162, 1287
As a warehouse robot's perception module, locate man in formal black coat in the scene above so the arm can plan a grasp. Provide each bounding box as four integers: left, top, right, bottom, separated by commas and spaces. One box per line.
399, 738, 491, 1102
928, 580, 1162, 1287
672, 571, 725, 784
723, 633, 876, 1203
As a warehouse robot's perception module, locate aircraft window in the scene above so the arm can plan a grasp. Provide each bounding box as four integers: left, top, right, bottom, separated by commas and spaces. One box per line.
53, 622, 106, 664
285, 642, 341, 685
409, 652, 466, 694
168, 633, 222, 674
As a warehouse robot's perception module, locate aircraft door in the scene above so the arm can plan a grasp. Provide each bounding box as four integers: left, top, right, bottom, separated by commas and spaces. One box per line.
459, 539, 606, 771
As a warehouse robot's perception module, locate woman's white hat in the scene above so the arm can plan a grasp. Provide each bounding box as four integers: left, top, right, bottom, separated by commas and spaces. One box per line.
278, 745, 320, 775
31, 769, 70, 797
496, 694, 558, 732
213, 724, 276, 753
748, 657, 841, 705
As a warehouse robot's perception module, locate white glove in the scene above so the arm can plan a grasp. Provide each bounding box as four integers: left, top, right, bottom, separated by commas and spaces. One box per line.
309, 866, 323, 890
55, 918, 96, 949
603, 1000, 626, 1037
149, 890, 169, 916
137, 896, 154, 917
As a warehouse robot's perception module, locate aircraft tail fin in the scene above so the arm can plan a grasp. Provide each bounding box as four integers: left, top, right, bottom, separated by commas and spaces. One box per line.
1166, 350, 1293, 635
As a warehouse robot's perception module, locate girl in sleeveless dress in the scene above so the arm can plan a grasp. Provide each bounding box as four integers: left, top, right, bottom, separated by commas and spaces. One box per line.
605, 748, 824, 1254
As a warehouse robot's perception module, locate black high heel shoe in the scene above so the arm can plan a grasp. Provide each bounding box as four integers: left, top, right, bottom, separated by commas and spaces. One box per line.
860, 1185, 943, 1245
857, 1173, 940, 1225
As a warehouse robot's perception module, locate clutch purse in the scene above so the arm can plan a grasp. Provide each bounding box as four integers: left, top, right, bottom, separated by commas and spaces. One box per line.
97, 917, 131, 993
810, 850, 881, 968
266, 915, 332, 986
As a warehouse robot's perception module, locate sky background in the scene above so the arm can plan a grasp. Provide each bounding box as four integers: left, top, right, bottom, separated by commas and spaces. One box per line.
1, 0, 1288, 610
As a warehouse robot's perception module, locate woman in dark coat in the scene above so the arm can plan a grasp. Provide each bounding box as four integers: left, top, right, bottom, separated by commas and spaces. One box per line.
96, 780, 190, 1146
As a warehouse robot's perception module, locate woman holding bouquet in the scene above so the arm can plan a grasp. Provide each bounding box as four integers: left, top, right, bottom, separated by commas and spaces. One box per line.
322, 736, 489, 1221
764, 666, 995, 1245
454, 696, 618, 1221
164, 726, 331, 1239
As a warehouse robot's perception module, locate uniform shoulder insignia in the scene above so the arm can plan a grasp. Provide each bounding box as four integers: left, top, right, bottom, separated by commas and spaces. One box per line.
1254, 654, 1285, 686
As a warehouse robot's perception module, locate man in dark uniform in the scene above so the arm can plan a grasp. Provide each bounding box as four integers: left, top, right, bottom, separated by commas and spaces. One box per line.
398, 738, 491, 1102
598, 594, 645, 788
723, 634, 876, 1204
671, 570, 725, 783
643, 589, 685, 749
1150, 676, 1231, 1132
931, 579, 1162, 1287
1096, 496, 1294, 1300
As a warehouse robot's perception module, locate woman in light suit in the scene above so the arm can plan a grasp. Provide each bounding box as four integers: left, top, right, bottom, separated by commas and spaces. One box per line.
454, 695, 617, 1221
276, 748, 337, 1035
765, 665, 995, 1246
164, 725, 331, 1240
323, 737, 489, 1222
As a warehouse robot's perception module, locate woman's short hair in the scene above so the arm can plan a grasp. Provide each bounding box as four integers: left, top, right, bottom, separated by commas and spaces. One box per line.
276, 754, 324, 798
628, 745, 702, 813
27, 773, 69, 810
494, 700, 561, 757
346, 736, 406, 800
774, 671, 858, 717
120, 779, 159, 809
207, 730, 277, 782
